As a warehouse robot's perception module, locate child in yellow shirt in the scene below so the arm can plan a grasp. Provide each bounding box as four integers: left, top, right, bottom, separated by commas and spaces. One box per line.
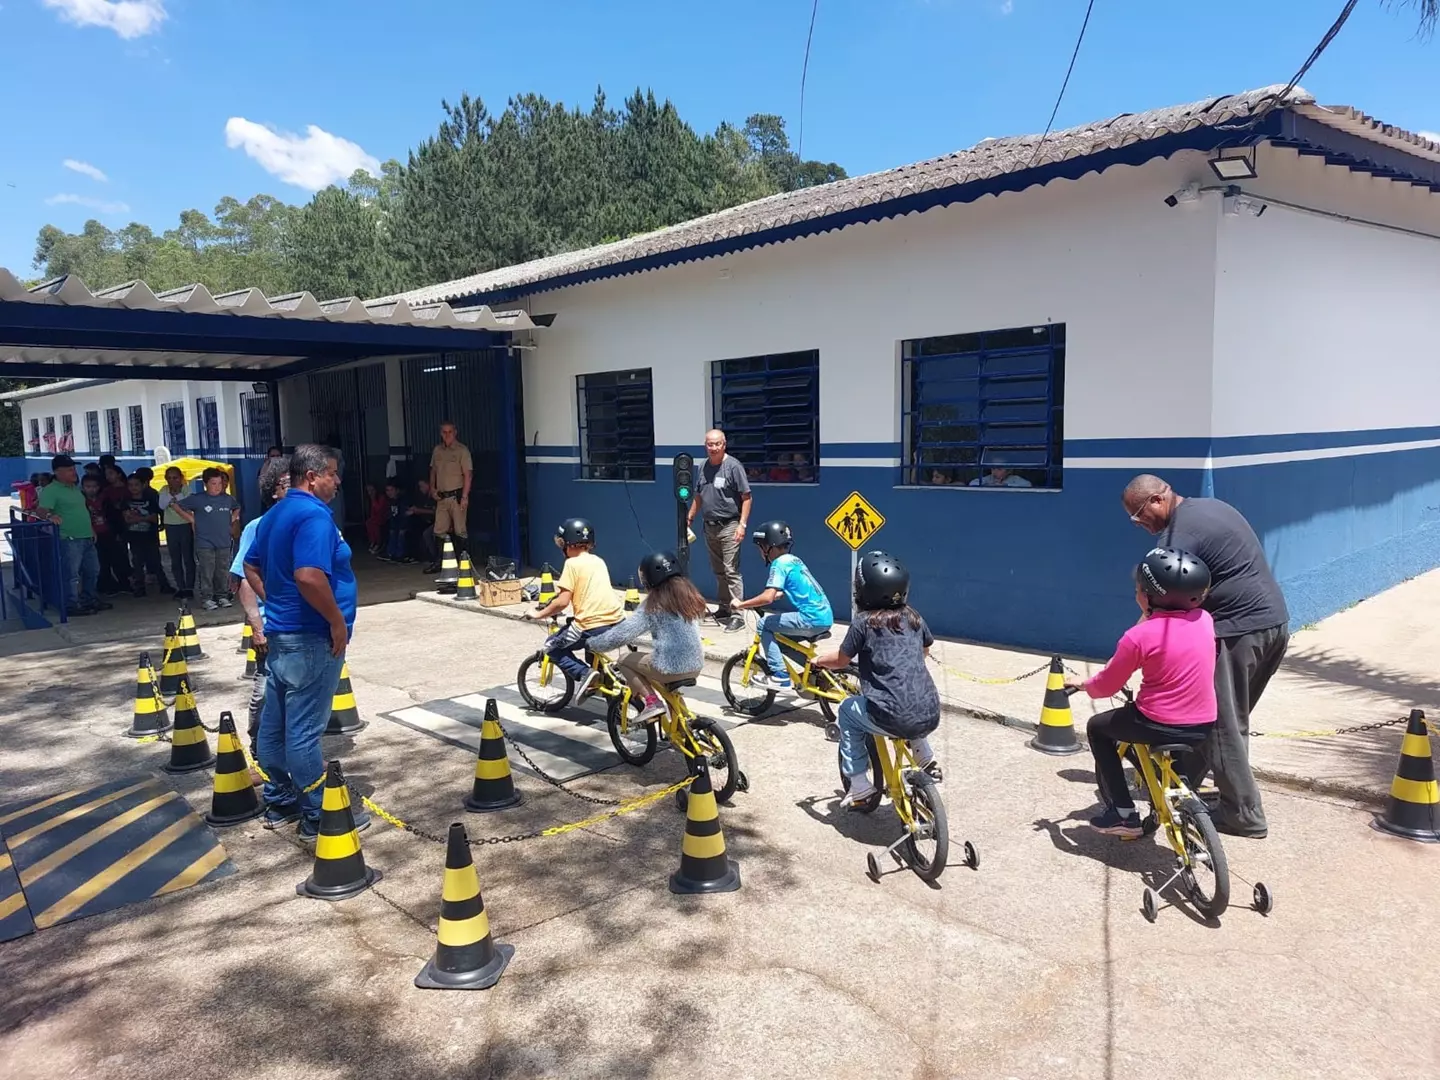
525, 517, 624, 700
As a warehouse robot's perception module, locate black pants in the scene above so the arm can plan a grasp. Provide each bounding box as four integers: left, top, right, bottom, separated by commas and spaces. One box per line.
1087, 703, 1213, 811
95, 533, 130, 593
165, 522, 196, 595
126, 534, 165, 590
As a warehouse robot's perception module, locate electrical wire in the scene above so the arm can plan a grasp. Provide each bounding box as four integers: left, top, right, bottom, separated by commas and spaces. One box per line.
1220, 0, 1359, 132
1027, 0, 1097, 167
798, 0, 820, 160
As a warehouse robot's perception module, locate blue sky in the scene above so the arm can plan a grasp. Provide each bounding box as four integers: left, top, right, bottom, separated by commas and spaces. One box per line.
0, 0, 1436, 279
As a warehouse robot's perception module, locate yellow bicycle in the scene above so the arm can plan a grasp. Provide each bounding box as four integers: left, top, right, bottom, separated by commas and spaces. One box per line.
839, 733, 977, 884
516, 615, 627, 713
720, 611, 860, 734
607, 657, 749, 808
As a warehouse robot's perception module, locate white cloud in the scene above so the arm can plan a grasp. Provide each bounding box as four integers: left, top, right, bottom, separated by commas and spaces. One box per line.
45, 193, 131, 214
1419, 130, 1440, 145
42, 0, 166, 39
224, 117, 380, 191
63, 159, 108, 183
1001, 0, 1013, 12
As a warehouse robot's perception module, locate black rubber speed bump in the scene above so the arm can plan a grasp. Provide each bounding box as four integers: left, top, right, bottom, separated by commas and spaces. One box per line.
1375, 709, 1440, 842
296, 760, 381, 901
203, 712, 263, 826
161, 676, 215, 774
414, 822, 514, 990
1029, 656, 1083, 756
324, 663, 365, 736
126, 652, 172, 739
177, 605, 205, 661
669, 763, 740, 895
464, 700, 522, 813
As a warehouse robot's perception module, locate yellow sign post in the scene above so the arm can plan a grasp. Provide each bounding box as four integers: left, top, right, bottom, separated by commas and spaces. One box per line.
825, 491, 886, 619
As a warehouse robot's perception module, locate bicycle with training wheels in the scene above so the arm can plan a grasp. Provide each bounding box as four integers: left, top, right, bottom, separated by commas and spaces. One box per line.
1070, 685, 1272, 921
838, 732, 977, 884
720, 609, 860, 734
516, 615, 628, 713
607, 653, 749, 809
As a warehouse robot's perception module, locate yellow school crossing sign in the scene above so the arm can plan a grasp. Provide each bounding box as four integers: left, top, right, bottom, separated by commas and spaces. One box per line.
825, 491, 885, 550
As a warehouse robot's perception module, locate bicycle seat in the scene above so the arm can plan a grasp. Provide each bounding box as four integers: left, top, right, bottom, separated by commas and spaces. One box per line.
1149, 743, 1194, 757
663, 677, 698, 689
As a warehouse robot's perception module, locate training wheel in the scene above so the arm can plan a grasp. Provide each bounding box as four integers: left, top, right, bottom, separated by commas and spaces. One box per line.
736, 770, 750, 793
1141, 887, 1159, 923
963, 841, 979, 869
824, 722, 840, 742
866, 852, 881, 882
674, 787, 689, 812
1253, 882, 1273, 915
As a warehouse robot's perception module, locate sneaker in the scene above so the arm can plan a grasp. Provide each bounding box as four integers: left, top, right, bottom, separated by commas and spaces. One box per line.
724, 615, 745, 633
574, 670, 599, 703
841, 783, 882, 813
263, 804, 301, 829
1088, 806, 1144, 838
217, 596, 233, 608
752, 672, 795, 694
636, 695, 666, 723
202, 599, 219, 611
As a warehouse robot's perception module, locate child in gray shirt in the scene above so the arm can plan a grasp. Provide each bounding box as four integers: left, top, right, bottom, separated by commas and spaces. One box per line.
178, 468, 240, 610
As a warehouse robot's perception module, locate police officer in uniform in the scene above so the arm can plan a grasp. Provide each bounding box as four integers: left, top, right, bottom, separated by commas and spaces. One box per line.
428, 421, 473, 564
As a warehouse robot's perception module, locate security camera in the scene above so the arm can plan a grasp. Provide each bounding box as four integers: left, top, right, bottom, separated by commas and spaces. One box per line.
1164, 182, 1201, 207
1222, 185, 1267, 217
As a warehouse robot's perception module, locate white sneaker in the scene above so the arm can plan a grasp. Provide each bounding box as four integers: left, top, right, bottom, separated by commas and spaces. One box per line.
217, 596, 233, 608
202, 599, 219, 611
635, 698, 666, 723
753, 673, 795, 695
574, 670, 599, 702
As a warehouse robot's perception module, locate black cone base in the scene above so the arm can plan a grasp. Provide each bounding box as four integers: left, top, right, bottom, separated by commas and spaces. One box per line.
324, 713, 367, 736
162, 750, 216, 775
204, 801, 264, 827
125, 717, 173, 739
1374, 812, 1440, 843
670, 858, 741, 895
297, 864, 382, 901
464, 788, 522, 813
414, 941, 514, 991
1028, 731, 1084, 756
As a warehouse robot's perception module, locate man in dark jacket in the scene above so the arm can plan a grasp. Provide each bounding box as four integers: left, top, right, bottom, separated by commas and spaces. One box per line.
1122, 474, 1288, 839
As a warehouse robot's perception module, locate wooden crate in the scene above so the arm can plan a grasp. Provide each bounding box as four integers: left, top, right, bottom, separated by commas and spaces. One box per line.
477, 578, 524, 608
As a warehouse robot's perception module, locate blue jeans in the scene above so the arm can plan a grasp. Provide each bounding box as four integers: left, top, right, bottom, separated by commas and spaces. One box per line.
545, 622, 605, 681
62, 537, 100, 610
758, 612, 831, 686
386, 518, 407, 559
257, 632, 344, 823
837, 694, 935, 781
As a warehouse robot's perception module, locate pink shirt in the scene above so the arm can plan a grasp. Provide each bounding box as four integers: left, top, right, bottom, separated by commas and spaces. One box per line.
1084, 608, 1218, 726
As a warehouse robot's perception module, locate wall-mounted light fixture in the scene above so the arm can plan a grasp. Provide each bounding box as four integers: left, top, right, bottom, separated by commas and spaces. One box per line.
1209, 145, 1258, 181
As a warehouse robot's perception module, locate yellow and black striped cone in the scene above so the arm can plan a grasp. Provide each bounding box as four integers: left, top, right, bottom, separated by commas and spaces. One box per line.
324, 662, 366, 735
158, 622, 190, 700
464, 699, 522, 813
536, 563, 557, 609
296, 760, 381, 901
1375, 709, 1440, 842
435, 535, 461, 592
126, 651, 173, 738
240, 639, 257, 679
1029, 656, 1083, 756
203, 711, 263, 826
669, 763, 741, 894
177, 605, 205, 660
162, 676, 215, 774
454, 555, 478, 601
624, 577, 640, 611
237, 620, 252, 654
414, 822, 514, 990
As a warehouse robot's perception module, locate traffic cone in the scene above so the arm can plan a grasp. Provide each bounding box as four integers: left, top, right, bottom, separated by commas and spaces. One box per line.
464, 699, 522, 813
296, 760, 381, 901
414, 822, 514, 990
454, 555, 478, 601
126, 651, 172, 738
324, 662, 365, 735
536, 563, 557, 609
1375, 709, 1440, 842
240, 637, 257, 679
158, 622, 190, 700
669, 763, 741, 894
1029, 656, 1083, 756
238, 621, 252, 655
624, 577, 641, 611
177, 605, 205, 660
203, 711, 263, 826
161, 676, 215, 774
435, 536, 461, 592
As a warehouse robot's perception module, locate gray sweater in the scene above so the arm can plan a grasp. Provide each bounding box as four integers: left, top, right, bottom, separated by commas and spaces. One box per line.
585, 610, 704, 675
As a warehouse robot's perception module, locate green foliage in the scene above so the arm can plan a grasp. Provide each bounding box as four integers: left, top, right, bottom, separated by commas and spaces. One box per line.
28, 87, 847, 303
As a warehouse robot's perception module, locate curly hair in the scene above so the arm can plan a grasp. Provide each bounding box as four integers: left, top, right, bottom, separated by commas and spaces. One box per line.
257, 454, 291, 503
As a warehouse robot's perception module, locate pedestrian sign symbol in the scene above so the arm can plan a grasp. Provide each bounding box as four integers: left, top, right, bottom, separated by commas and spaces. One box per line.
825, 492, 885, 551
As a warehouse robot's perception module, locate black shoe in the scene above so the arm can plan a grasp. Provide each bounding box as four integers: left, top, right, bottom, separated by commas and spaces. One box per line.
65, 606, 96, 617
422, 563, 439, 574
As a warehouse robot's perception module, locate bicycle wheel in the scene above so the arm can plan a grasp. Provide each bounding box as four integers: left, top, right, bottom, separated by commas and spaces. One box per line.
606, 693, 657, 765
720, 651, 777, 715
836, 736, 883, 794
517, 650, 574, 713
900, 771, 949, 883
685, 718, 740, 805
815, 667, 861, 725
1176, 797, 1230, 918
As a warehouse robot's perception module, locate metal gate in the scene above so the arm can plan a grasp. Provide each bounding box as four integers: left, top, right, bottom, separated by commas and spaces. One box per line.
399, 350, 524, 561
307, 364, 389, 528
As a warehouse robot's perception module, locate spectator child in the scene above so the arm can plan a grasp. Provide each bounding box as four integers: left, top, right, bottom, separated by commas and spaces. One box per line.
81, 474, 126, 594
121, 474, 165, 596
382, 480, 411, 562
158, 466, 197, 600
179, 467, 241, 609
364, 482, 389, 554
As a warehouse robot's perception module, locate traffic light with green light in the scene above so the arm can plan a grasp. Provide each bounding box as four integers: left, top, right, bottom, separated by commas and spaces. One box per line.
672, 453, 694, 503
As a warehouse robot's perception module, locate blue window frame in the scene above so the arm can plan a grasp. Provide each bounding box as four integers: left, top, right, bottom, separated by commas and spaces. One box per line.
85, 410, 100, 454
161, 401, 187, 454
127, 404, 145, 453
577, 369, 655, 481
195, 396, 219, 451
710, 350, 819, 483
105, 408, 122, 453
902, 323, 1065, 489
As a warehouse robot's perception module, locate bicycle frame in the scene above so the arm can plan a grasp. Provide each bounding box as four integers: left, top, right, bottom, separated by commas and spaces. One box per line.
735, 628, 853, 704
872, 735, 922, 832
535, 617, 625, 700
1117, 740, 1193, 858
615, 677, 709, 760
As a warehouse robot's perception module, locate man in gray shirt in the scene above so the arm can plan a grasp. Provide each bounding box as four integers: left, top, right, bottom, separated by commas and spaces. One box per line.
1123, 474, 1289, 839
686, 429, 752, 632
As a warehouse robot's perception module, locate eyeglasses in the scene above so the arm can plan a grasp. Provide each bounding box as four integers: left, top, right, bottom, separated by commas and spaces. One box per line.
1127, 489, 1170, 522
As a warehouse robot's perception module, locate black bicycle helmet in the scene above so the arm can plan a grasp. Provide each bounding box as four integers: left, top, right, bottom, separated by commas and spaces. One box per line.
751, 520, 793, 550
638, 550, 683, 589
855, 550, 910, 611
1135, 547, 1211, 611
555, 517, 595, 548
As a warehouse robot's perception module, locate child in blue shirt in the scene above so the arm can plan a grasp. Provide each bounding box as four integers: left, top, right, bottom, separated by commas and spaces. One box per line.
735, 520, 833, 693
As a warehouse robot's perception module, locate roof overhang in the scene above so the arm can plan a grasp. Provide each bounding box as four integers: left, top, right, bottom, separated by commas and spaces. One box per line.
0, 270, 552, 381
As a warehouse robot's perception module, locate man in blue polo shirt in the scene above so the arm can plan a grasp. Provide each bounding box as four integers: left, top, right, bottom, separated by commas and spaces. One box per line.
243, 443, 362, 840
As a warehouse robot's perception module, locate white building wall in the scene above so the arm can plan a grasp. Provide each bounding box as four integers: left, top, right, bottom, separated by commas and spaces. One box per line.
17, 379, 251, 458
521, 153, 1224, 454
